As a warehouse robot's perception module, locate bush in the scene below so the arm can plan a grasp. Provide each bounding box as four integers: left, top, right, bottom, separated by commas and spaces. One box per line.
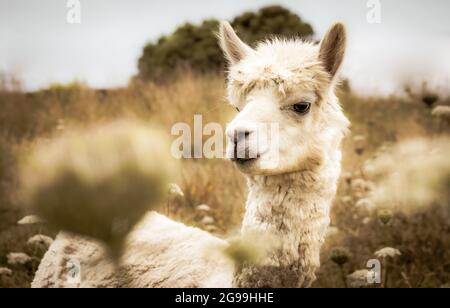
137, 6, 314, 82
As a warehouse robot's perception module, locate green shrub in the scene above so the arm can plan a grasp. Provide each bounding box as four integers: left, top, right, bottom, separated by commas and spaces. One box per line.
137, 6, 314, 82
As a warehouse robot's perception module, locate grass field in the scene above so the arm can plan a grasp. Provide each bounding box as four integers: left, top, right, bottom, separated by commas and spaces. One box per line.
0, 73, 449, 288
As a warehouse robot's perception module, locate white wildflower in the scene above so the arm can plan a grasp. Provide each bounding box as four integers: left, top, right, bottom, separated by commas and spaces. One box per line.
351, 179, 367, 192
361, 161, 377, 178
56, 119, 65, 131
0, 267, 13, 277
378, 143, 392, 154
375, 247, 401, 259
326, 226, 341, 238
27, 234, 53, 252
196, 204, 211, 213
355, 198, 375, 211
201, 216, 215, 225
17, 215, 45, 225
7, 252, 32, 266
432, 105, 450, 120
362, 217, 372, 225
205, 225, 218, 233
353, 135, 366, 143
340, 195, 353, 205
168, 183, 184, 197
352, 179, 375, 193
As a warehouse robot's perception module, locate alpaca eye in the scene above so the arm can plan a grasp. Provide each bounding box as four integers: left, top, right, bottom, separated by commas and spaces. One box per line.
292, 102, 311, 114
235, 107, 240, 112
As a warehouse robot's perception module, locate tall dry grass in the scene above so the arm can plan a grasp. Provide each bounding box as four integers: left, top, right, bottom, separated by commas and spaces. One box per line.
0, 72, 449, 287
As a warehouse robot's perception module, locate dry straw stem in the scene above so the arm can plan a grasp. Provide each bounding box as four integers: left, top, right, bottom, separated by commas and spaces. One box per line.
19, 120, 177, 258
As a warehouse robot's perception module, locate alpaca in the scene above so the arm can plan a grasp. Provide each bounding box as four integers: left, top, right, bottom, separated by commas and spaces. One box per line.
32, 21, 349, 288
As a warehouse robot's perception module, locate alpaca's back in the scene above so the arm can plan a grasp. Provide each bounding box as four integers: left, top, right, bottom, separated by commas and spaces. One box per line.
32, 212, 233, 288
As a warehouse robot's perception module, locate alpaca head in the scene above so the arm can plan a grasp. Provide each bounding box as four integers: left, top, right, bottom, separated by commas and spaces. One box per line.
220, 22, 350, 176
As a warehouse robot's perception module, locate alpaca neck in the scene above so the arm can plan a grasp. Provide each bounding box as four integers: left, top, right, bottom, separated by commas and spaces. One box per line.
233, 158, 340, 288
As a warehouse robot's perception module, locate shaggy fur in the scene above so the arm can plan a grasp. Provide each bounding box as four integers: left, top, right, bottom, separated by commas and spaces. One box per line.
32, 21, 349, 288
32, 212, 233, 288
234, 154, 343, 287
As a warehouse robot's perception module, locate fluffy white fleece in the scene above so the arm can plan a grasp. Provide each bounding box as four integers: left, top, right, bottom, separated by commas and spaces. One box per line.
32, 212, 233, 288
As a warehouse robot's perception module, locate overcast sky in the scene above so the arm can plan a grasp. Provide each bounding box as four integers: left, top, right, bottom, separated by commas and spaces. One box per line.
1, 0, 450, 95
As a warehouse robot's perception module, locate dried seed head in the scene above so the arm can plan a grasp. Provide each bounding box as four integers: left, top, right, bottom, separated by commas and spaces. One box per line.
378, 209, 393, 225
330, 247, 351, 265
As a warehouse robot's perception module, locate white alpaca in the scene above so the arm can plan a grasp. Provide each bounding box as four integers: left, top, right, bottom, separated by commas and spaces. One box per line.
32, 21, 349, 288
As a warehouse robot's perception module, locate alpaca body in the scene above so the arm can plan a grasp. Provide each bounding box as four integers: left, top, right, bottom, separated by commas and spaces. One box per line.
32, 212, 233, 288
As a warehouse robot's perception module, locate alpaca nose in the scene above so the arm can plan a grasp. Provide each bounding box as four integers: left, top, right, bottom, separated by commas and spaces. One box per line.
233, 130, 251, 145
226, 124, 257, 161
227, 126, 254, 145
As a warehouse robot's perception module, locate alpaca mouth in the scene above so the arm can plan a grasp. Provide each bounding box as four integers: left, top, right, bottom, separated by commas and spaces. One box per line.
229, 146, 260, 164
233, 153, 260, 165
235, 157, 258, 164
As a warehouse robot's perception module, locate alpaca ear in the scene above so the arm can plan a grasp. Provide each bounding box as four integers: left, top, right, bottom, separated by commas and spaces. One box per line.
219, 21, 253, 65
319, 22, 347, 79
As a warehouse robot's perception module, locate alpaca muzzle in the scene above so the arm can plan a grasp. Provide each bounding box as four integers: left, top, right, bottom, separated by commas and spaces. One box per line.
226, 125, 259, 162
